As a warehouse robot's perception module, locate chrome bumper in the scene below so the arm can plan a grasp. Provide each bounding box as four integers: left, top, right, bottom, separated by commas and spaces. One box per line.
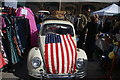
29, 71, 86, 79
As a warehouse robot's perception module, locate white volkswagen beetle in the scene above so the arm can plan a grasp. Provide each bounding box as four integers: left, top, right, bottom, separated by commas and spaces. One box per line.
27, 20, 87, 79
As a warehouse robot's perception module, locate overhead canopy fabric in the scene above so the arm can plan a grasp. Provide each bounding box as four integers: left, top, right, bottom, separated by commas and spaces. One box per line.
2, 0, 120, 2
92, 4, 120, 16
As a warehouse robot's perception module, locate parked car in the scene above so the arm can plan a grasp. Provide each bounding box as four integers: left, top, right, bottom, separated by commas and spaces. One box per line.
27, 20, 87, 79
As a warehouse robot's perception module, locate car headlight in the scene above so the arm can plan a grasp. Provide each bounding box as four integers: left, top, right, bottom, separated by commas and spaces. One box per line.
32, 57, 41, 69
76, 58, 85, 69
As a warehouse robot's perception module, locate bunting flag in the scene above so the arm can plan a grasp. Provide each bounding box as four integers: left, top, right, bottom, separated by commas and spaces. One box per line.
44, 34, 77, 74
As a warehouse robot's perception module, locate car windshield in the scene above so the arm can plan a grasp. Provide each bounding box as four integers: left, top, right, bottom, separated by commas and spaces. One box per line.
41, 23, 74, 36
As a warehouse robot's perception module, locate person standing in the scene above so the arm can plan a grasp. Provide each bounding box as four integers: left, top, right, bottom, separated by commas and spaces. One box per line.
84, 14, 99, 61
75, 14, 87, 49
76, 9, 91, 49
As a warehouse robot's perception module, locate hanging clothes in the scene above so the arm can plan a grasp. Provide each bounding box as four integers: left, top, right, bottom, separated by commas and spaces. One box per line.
0, 16, 8, 68
2, 15, 20, 64
1, 16, 6, 28
16, 7, 38, 47
0, 53, 6, 68
0, 30, 8, 68
16, 17, 31, 52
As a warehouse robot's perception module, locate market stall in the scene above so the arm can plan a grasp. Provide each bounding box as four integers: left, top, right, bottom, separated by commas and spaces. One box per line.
95, 32, 120, 79
92, 4, 120, 16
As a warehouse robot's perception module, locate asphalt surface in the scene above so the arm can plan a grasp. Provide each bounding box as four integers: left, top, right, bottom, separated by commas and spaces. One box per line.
1, 55, 106, 80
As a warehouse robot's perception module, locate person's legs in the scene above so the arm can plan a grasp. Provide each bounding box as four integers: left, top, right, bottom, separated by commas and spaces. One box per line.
85, 38, 96, 61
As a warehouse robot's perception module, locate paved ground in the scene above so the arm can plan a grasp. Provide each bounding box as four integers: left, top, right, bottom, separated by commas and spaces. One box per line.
1, 72, 18, 80
1, 56, 106, 80
1, 47, 114, 80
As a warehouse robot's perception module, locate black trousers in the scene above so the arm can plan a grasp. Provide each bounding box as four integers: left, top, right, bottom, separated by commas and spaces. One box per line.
85, 36, 96, 59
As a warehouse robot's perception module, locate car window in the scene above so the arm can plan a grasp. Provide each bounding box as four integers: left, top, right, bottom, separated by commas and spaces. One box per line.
41, 23, 74, 36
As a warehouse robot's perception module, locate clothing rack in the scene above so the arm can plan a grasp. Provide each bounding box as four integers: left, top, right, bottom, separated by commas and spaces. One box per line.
2, 15, 21, 64
1, 7, 34, 72
2, 14, 31, 64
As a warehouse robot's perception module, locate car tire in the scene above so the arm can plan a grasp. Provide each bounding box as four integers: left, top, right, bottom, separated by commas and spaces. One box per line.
73, 77, 87, 80
28, 76, 40, 80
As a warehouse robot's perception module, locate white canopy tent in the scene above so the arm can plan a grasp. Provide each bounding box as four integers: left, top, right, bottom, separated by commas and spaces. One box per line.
92, 4, 120, 16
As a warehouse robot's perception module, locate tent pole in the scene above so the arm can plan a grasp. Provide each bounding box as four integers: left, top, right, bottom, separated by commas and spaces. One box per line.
59, 0, 61, 11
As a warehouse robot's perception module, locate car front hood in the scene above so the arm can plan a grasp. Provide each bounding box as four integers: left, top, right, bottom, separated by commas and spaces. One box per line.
44, 34, 77, 74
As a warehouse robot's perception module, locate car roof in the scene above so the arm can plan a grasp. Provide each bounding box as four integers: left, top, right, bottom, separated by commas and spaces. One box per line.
38, 10, 50, 14
42, 20, 74, 27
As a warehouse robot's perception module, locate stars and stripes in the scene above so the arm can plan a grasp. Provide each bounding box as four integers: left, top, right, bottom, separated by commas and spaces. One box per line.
44, 34, 77, 74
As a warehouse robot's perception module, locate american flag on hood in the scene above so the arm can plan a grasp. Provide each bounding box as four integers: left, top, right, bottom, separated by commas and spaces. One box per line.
44, 34, 77, 74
